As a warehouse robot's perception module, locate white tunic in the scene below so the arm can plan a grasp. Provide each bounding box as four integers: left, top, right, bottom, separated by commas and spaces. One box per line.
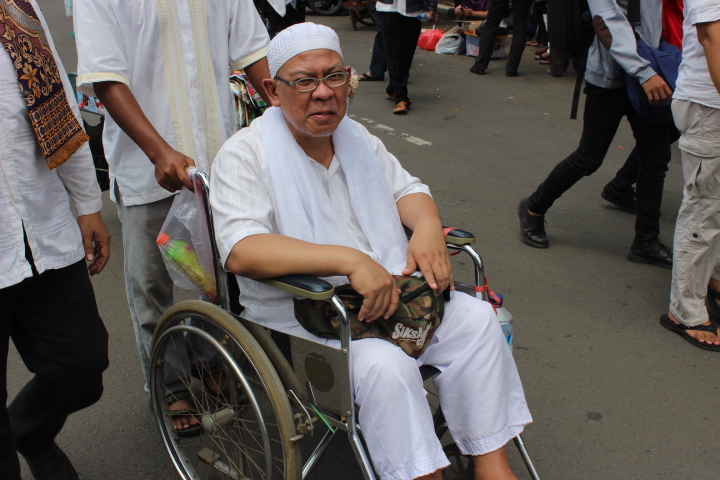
210, 114, 431, 329
0, 0, 102, 290
74, 0, 270, 206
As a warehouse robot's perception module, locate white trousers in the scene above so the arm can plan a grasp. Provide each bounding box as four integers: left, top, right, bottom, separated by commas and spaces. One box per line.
670, 100, 720, 326
284, 291, 532, 480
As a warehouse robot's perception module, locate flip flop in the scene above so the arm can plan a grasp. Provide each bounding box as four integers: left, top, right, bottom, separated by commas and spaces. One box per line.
659, 314, 720, 352
167, 391, 203, 437
359, 72, 383, 82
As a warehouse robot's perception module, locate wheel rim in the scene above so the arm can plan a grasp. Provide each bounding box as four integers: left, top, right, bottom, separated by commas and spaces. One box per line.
151, 314, 291, 480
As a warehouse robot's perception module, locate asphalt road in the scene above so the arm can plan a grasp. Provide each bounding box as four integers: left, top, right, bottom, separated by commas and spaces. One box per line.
10, 2, 718, 479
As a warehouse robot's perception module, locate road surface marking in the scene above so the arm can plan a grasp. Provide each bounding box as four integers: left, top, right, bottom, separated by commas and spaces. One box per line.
349, 114, 432, 146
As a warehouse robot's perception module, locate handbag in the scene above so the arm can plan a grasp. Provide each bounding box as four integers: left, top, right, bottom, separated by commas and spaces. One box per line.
621, 38, 682, 124
294, 276, 446, 358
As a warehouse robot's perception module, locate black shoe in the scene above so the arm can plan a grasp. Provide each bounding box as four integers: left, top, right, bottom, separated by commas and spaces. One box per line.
506, 70, 519, 77
628, 241, 672, 269
517, 197, 549, 248
23, 443, 79, 480
601, 182, 637, 214
469, 65, 486, 75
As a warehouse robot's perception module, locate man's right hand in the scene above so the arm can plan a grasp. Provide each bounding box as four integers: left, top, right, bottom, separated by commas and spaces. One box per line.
642, 74, 673, 107
153, 148, 196, 192
347, 256, 400, 323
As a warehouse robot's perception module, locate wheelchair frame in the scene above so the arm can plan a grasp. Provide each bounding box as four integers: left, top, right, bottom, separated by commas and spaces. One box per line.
150, 169, 540, 480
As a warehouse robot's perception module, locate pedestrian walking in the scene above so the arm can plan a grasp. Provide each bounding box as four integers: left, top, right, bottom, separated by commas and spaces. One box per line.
376, 0, 437, 114
518, 0, 678, 270
0, 1, 110, 478
661, 0, 720, 351
73, 0, 270, 435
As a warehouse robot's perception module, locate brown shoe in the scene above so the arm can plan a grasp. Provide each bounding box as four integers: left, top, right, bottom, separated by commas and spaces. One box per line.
393, 101, 409, 115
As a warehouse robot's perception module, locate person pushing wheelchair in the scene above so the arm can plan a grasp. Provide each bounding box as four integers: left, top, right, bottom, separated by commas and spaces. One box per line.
209, 22, 531, 480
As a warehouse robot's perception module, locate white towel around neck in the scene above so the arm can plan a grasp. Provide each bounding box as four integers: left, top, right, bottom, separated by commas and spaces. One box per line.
260, 106, 408, 285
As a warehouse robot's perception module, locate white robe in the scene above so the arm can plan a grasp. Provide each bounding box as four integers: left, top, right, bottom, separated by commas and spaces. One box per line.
210, 116, 532, 480
74, 0, 269, 206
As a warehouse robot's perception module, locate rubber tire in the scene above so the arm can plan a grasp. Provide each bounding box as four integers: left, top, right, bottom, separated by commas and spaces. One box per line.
151, 300, 301, 480
308, 0, 343, 15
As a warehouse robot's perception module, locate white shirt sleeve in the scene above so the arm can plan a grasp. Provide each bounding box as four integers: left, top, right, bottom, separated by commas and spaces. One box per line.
691, 1, 720, 25
74, 0, 130, 96
229, 0, 270, 71
210, 131, 274, 266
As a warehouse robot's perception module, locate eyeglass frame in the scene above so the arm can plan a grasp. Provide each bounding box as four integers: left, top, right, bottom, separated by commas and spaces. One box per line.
274, 70, 349, 93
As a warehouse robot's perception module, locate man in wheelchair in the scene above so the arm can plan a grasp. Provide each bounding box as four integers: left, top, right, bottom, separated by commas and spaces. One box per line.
209, 22, 531, 480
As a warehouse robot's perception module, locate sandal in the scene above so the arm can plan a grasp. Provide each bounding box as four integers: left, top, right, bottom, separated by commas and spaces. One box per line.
660, 314, 720, 352
534, 46, 548, 59
359, 72, 384, 82
167, 391, 202, 437
393, 101, 410, 115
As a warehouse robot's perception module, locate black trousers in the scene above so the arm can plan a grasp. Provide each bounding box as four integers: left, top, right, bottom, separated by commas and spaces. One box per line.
378, 11, 421, 104
610, 120, 680, 191
368, 6, 387, 79
528, 83, 677, 246
0, 254, 109, 479
262, 0, 306, 38
473, 0, 531, 74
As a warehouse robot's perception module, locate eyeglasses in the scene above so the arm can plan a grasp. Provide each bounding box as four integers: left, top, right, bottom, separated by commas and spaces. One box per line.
275, 71, 349, 92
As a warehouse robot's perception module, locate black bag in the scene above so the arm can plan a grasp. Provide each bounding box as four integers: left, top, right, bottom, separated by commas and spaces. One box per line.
547, 0, 594, 119
547, 0, 641, 119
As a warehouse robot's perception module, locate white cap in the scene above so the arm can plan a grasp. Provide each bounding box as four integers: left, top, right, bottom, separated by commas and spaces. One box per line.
268, 22, 343, 78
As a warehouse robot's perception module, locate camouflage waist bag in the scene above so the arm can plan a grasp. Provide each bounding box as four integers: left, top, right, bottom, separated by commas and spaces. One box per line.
293, 276, 446, 358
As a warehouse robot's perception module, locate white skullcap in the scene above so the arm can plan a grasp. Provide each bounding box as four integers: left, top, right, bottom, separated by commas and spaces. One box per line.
268, 23, 343, 78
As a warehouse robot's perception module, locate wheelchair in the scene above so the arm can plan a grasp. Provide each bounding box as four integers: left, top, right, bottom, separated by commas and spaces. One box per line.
149, 169, 541, 480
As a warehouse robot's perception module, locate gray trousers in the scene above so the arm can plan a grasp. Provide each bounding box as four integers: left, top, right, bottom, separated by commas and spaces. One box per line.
670, 100, 720, 327
116, 184, 218, 393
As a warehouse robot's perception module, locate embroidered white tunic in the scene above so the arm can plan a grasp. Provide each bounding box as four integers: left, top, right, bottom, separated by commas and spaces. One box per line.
210, 115, 431, 329
0, 0, 102, 289
74, 0, 270, 206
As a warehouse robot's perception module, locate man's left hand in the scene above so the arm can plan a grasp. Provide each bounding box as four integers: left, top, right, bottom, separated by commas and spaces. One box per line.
77, 212, 111, 275
425, 11, 437, 22
402, 223, 453, 292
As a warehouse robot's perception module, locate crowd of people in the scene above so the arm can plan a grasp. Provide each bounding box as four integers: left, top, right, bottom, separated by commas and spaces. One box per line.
1, 0, 719, 479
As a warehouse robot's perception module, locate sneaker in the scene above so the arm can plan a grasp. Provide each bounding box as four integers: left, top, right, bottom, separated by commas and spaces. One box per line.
469, 65, 486, 75
628, 241, 672, 269
601, 182, 637, 214
517, 197, 549, 248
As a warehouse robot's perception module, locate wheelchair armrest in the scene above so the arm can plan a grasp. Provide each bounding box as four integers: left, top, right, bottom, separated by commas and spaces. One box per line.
404, 226, 476, 246
443, 227, 476, 246
258, 275, 335, 301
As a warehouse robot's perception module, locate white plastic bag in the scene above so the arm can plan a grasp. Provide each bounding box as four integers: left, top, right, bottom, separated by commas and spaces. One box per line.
156, 167, 218, 302
435, 34, 464, 55
65, 0, 73, 16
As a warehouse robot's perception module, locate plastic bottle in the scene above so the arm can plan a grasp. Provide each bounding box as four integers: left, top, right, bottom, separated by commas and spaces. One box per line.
495, 305, 514, 350
157, 233, 216, 300
417, 12, 431, 22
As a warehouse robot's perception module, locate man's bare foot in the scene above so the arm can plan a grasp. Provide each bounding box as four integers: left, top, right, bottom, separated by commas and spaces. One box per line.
169, 398, 200, 431
668, 312, 720, 345
474, 446, 518, 480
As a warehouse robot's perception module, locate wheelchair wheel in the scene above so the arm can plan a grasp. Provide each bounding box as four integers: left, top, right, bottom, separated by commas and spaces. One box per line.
150, 300, 301, 480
